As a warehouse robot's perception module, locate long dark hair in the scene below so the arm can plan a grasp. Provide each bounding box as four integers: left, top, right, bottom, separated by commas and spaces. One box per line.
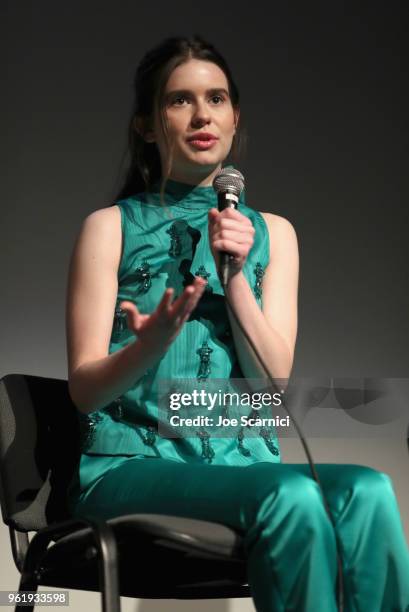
111, 35, 245, 203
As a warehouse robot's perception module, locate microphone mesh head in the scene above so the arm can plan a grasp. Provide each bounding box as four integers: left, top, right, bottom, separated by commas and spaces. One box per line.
212, 167, 245, 196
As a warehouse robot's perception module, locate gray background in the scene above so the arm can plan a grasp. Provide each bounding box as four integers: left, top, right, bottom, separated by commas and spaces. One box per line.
2, 2, 408, 611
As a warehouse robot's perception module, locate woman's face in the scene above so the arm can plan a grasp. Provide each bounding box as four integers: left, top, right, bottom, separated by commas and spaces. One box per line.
148, 58, 239, 185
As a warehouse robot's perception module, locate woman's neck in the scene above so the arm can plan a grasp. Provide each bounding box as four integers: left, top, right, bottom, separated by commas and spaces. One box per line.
166, 165, 222, 187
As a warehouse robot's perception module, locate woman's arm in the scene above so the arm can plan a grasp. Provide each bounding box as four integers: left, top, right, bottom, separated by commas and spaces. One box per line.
66, 206, 206, 414
66, 207, 163, 414
224, 213, 299, 386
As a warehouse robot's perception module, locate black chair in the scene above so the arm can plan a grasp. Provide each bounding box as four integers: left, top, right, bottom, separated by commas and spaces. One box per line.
0, 374, 251, 612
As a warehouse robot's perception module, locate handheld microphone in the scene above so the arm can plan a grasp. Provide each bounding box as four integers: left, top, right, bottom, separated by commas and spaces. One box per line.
212, 167, 245, 286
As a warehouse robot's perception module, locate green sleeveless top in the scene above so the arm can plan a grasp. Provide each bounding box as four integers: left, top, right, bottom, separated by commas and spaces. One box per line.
77, 178, 282, 466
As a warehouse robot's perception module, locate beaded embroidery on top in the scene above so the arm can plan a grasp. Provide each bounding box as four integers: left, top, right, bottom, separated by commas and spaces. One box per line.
167, 222, 183, 258
134, 259, 153, 294
196, 428, 216, 462
254, 262, 265, 300
109, 398, 123, 421
78, 398, 159, 453
112, 306, 127, 342
194, 265, 213, 293
196, 341, 213, 380
78, 412, 104, 452
143, 425, 157, 446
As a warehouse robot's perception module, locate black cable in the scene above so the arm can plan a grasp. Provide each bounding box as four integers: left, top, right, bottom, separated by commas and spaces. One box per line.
220, 272, 345, 612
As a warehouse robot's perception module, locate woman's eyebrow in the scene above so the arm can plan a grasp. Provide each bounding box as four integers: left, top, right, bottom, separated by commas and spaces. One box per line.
165, 87, 230, 98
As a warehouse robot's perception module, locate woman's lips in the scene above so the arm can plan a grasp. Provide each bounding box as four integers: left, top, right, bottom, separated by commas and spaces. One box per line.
187, 138, 218, 150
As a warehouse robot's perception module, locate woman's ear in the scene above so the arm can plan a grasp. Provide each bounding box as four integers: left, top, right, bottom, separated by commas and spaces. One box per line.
233, 108, 240, 133
133, 116, 156, 143
144, 131, 156, 143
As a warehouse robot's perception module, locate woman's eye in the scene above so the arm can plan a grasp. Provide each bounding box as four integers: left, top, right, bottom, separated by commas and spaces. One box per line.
170, 94, 225, 106
172, 96, 188, 106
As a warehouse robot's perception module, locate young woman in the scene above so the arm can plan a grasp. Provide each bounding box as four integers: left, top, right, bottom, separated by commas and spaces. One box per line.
66, 35, 409, 612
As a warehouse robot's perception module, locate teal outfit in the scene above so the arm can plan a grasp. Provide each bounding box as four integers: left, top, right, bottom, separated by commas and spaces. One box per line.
67, 179, 409, 611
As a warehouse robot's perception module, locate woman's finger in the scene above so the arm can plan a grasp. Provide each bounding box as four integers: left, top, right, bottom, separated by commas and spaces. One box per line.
212, 239, 252, 255
120, 301, 141, 330
136, 313, 150, 329
220, 207, 253, 224
156, 288, 174, 315
170, 279, 206, 319
166, 286, 193, 318
169, 290, 196, 321
208, 208, 219, 222
211, 219, 254, 233
212, 229, 254, 244
181, 283, 207, 320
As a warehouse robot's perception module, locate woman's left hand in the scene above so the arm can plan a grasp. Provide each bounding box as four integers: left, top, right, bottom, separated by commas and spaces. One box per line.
208, 207, 255, 280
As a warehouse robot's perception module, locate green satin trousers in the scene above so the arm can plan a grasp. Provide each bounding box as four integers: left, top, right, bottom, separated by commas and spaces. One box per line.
68, 457, 409, 612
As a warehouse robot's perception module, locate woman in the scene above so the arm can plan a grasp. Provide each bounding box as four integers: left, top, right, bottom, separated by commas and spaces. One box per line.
66, 35, 409, 611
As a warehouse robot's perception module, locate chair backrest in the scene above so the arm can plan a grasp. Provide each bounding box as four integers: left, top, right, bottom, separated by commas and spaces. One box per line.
0, 374, 81, 532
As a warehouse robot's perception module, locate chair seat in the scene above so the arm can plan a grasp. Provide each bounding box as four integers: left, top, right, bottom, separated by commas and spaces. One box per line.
39, 514, 250, 599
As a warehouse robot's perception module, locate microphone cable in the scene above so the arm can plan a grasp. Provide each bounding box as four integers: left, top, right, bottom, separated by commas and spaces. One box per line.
219, 271, 345, 612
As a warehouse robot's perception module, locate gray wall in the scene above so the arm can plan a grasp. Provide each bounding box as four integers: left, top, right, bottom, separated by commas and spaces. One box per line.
1, 3, 408, 611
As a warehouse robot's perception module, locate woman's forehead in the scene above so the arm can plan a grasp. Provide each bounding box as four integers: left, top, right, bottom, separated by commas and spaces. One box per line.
165, 59, 228, 91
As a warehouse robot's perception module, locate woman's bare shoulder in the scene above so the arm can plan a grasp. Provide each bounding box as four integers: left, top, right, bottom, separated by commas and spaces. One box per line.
80, 205, 121, 242
259, 212, 297, 240
74, 205, 122, 271
259, 212, 298, 264
83, 204, 120, 228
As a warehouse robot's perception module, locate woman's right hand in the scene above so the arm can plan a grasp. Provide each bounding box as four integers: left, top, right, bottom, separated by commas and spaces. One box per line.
119, 276, 207, 353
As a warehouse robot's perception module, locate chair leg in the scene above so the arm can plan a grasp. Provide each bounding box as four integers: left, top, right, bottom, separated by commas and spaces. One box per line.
15, 573, 38, 612
14, 519, 120, 612
97, 523, 121, 612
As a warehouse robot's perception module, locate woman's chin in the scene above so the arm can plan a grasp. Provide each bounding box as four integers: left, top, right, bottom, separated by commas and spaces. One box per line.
184, 152, 225, 170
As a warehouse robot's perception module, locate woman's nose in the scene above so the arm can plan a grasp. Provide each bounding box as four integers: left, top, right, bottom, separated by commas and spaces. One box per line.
191, 102, 211, 126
